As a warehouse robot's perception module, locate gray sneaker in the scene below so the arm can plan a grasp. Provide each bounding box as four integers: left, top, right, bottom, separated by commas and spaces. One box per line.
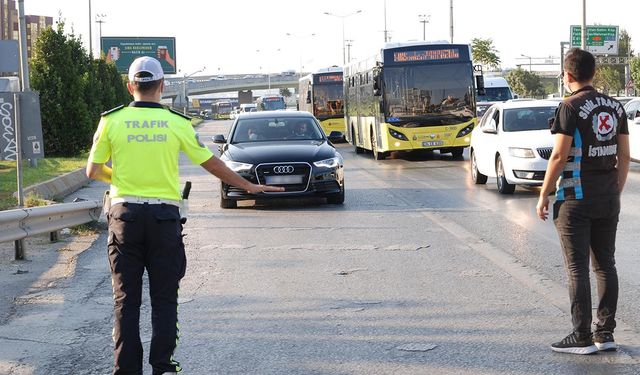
593, 331, 618, 352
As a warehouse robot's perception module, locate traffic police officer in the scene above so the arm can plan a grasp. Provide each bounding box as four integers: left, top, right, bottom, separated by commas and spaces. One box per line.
87, 56, 282, 375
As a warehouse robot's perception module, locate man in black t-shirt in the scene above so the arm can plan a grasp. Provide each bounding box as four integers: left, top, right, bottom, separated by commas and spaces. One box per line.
536, 48, 630, 355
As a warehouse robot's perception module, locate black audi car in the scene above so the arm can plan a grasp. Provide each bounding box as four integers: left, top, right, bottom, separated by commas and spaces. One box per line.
213, 111, 345, 208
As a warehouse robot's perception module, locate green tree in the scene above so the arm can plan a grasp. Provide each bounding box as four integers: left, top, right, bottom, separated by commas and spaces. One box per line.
631, 57, 640, 93
592, 29, 632, 95
30, 21, 130, 157
279, 87, 292, 97
30, 22, 92, 156
506, 68, 546, 98
471, 38, 501, 71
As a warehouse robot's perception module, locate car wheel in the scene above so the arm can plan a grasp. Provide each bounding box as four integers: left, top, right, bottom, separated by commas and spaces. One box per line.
495, 155, 515, 194
371, 131, 387, 160
353, 126, 364, 154
326, 185, 345, 205
471, 150, 488, 185
451, 147, 464, 158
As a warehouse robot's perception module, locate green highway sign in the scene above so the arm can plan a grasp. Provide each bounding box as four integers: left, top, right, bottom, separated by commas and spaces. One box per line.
100, 37, 177, 74
570, 26, 618, 55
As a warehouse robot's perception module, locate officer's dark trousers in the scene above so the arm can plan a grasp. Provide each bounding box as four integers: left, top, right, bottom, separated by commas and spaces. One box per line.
107, 203, 186, 375
553, 196, 620, 336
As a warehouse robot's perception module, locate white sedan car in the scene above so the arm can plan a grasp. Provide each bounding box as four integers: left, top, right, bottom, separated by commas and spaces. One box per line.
624, 98, 640, 161
470, 100, 560, 194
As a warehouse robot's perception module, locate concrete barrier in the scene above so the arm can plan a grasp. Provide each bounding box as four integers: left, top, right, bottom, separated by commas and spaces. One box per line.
13, 167, 90, 201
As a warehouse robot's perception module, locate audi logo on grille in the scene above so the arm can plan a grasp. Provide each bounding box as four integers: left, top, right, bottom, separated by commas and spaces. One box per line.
273, 165, 295, 174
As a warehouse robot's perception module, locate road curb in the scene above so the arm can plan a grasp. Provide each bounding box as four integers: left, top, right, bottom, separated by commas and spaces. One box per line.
12, 167, 90, 201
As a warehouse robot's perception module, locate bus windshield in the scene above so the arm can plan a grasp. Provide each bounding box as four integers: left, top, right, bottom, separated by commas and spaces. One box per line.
313, 83, 344, 119
215, 103, 232, 114
477, 87, 513, 102
261, 97, 286, 111
383, 63, 475, 126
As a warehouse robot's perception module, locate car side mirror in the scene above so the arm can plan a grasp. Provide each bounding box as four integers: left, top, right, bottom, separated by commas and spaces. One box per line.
513, 93, 519, 99
212, 134, 227, 144
483, 120, 497, 134
328, 131, 344, 142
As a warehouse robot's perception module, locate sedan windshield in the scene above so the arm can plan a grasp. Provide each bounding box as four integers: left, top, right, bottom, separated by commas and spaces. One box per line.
231, 117, 324, 143
503, 107, 558, 132
383, 63, 476, 126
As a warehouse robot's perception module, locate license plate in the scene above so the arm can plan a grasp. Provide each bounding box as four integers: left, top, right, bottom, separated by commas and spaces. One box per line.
422, 141, 444, 147
265, 175, 304, 185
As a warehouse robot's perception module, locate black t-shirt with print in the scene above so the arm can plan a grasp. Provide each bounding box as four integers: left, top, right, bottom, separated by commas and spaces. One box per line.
550, 86, 628, 200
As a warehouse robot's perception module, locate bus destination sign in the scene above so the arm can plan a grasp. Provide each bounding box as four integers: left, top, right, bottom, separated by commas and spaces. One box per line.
393, 48, 460, 63
318, 74, 343, 83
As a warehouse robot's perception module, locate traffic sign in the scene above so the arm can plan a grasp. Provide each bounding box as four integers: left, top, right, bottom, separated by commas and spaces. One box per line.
570, 25, 619, 55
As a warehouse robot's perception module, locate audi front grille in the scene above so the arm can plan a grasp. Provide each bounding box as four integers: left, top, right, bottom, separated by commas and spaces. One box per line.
255, 162, 312, 193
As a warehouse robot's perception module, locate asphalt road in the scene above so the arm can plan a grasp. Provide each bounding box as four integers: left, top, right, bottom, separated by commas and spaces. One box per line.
1, 119, 640, 374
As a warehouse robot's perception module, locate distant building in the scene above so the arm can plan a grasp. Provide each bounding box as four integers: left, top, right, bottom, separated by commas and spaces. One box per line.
0, 0, 52, 60
0, 0, 18, 40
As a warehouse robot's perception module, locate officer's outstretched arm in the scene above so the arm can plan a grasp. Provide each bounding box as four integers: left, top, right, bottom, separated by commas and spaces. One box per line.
86, 162, 112, 183
200, 156, 284, 194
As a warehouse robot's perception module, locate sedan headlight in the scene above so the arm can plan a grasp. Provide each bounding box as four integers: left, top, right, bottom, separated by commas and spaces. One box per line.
224, 160, 253, 172
508, 147, 535, 158
314, 156, 342, 168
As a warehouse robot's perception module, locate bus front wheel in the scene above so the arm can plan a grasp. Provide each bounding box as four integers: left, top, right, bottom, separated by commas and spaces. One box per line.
371, 132, 388, 160
353, 127, 364, 154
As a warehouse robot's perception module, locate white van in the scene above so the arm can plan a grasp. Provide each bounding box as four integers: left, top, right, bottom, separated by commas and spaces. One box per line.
239, 103, 257, 114
476, 76, 516, 117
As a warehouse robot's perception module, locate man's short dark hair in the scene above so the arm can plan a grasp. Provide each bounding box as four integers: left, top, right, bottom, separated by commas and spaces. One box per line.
564, 48, 596, 83
130, 72, 163, 94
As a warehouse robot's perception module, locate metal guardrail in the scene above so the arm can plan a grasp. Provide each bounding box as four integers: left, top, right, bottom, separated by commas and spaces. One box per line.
0, 200, 102, 243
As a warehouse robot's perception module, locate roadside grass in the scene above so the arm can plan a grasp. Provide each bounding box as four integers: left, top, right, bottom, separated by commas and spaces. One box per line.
0, 157, 88, 211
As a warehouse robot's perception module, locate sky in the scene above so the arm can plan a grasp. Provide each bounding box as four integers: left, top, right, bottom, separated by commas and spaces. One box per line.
22, 0, 640, 78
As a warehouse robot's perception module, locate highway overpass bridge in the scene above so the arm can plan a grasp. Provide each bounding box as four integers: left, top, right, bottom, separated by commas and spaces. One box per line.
162, 74, 303, 108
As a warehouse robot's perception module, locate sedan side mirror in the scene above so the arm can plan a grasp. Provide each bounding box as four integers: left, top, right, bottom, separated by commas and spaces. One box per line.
328, 131, 344, 143
483, 119, 497, 134
212, 134, 227, 144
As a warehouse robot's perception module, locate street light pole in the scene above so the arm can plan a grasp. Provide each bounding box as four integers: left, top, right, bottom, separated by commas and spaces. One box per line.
96, 13, 106, 55
521, 54, 532, 72
256, 49, 280, 93
581, 0, 587, 50
286, 32, 316, 78
418, 14, 430, 41
345, 40, 354, 62
182, 67, 206, 115
324, 10, 362, 65
88, 0, 93, 56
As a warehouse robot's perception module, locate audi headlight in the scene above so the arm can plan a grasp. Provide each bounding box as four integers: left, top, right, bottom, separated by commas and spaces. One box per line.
508, 147, 535, 158
314, 156, 342, 168
224, 160, 253, 172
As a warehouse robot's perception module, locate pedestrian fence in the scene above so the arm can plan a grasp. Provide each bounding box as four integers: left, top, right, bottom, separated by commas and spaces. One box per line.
0, 199, 102, 243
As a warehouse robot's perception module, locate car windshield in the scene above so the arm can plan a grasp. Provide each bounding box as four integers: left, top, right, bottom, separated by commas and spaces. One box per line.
231, 117, 324, 143
477, 87, 514, 102
383, 63, 476, 126
502, 107, 558, 132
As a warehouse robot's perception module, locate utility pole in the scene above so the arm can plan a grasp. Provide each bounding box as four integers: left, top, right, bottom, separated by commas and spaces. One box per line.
345, 40, 353, 62
88, 0, 93, 56
581, 0, 586, 49
383, 0, 389, 43
96, 14, 106, 54
449, 0, 454, 44
419, 14, 430, 41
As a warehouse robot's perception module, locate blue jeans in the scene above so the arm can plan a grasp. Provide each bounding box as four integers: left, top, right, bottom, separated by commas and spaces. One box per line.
553, 196, 620, 336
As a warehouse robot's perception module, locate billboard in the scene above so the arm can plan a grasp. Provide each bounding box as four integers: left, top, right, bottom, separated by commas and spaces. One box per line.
100, 37, 177, 74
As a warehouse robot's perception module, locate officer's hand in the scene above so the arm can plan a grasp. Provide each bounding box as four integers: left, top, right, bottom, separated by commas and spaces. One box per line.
246, 184, 285, 194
